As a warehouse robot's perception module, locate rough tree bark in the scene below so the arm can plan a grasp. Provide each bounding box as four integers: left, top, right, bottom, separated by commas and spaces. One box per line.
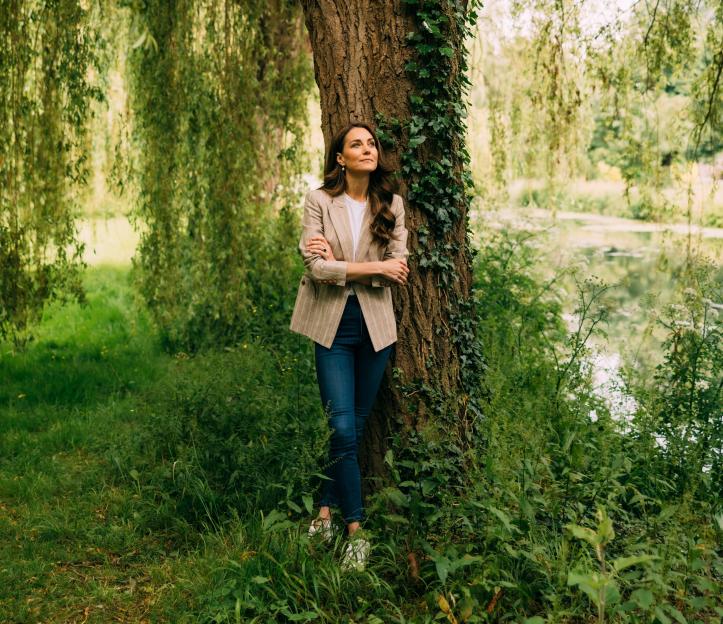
300, 0, 475, 485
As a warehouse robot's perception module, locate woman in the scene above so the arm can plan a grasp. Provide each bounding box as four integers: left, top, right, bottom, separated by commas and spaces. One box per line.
289, 122, 409, 570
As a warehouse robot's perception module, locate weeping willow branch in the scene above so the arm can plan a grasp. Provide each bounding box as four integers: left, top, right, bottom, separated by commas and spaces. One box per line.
0, 0, 105, 347
125, 0, 313, 351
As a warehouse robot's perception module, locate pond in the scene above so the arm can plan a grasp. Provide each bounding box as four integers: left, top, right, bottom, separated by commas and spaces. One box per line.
473, 206, 723, 423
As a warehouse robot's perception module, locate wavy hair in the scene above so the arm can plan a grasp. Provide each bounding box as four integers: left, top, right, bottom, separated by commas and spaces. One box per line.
320, 122, 399, 246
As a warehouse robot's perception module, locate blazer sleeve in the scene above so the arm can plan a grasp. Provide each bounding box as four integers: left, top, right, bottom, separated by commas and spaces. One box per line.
371, 193, 409, 288
298, 191, 348, 287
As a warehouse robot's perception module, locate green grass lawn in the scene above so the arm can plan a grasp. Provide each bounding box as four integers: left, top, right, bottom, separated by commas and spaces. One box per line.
0, 266, 191, 623
0, 265, 404, 623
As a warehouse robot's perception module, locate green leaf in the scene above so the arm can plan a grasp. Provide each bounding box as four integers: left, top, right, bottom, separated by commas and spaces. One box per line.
630, 588, 654, 609
435, 557, 450, 584
605, 580, 621, 605
596, 508, 615, 543
385, 487, 408, 507
302, 494, 313, 515
566, 523, 598, 545
655, 606, 671, 624
421, 478, 437, 496
488, 505, 516, 533
613, 554, 657, 572
262, 508, 294, 532
408, 134, 427, 148
523, 618, 545, 624
658, 505, 679, 522
281, 609, 319, 622
567, 571, 602, 607
449, 554, 484, 573
666, 606, 687, 624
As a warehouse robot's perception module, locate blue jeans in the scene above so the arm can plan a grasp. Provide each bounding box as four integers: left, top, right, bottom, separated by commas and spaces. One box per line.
314, 295, 393, 523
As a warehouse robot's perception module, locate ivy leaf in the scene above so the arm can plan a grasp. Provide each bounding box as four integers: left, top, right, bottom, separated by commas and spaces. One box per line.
439, 46, 454, 57
409, 134, 427, 148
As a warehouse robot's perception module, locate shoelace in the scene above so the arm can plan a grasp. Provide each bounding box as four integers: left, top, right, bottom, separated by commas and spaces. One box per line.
307, 517, 333, 542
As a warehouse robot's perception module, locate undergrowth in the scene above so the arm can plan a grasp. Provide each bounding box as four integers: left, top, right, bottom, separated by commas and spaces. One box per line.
2, 233, 720, 622
115, 228, 721, 622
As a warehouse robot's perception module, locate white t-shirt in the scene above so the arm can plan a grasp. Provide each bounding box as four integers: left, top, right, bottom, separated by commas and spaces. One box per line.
343, 193, 367, 295
344, 192, 367, 259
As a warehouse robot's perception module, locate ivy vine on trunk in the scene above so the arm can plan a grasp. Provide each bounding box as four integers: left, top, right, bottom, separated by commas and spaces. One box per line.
300, 0, 487, 486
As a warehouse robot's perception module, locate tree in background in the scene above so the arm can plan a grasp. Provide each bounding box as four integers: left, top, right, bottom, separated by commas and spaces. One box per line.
469, 0, 722, 222
0, 0, 104, 347
124, 0, 313, 351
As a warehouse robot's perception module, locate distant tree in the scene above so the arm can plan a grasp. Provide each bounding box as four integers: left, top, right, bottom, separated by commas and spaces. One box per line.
0, 1, 103, 346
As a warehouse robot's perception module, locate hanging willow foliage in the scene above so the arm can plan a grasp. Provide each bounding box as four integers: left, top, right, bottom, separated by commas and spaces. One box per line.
0, 0, 104, 346
480, 0, 722, 191
124, 0, 313, 352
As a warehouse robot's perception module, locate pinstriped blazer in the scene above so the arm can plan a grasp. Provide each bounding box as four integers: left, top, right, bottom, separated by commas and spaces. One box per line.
289, 188, 409, 352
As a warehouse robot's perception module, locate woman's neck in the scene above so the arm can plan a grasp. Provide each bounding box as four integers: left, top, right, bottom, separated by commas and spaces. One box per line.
344, 173, 369, 201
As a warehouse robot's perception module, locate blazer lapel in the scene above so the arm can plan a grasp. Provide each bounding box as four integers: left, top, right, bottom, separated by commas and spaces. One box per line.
328, 195, 355, 262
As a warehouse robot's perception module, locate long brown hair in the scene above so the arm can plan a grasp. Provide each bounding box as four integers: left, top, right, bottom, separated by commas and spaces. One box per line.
320, 122, 399, 246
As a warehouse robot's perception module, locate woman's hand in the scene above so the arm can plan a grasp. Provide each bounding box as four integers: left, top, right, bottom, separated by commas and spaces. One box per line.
306, 236, 338, 284
306, 235, 336, 262
379, 258, 409, 285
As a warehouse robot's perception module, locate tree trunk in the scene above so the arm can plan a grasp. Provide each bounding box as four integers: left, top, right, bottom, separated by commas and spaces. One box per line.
300, 0, 475, 487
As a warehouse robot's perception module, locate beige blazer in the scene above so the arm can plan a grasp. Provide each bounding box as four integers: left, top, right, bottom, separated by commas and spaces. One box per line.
289, 188, 409, 352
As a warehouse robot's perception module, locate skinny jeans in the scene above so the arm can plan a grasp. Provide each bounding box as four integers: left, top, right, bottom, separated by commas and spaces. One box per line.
314, 294, 393, 523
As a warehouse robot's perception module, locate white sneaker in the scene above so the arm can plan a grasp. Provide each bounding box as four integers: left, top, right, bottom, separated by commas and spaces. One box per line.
340, 536, 370, 571
307, 517, 334, 542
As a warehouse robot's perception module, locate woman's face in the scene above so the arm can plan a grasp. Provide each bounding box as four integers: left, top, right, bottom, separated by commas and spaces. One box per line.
337, 127, 378, 175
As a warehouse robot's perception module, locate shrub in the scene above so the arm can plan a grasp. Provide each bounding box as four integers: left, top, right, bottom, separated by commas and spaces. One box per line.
117, 338, 328, 527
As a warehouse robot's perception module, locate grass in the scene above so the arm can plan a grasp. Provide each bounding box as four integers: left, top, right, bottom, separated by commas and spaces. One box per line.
0, 265, 368, 623
510, 177, 723, 227
0, 265, 186, 623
